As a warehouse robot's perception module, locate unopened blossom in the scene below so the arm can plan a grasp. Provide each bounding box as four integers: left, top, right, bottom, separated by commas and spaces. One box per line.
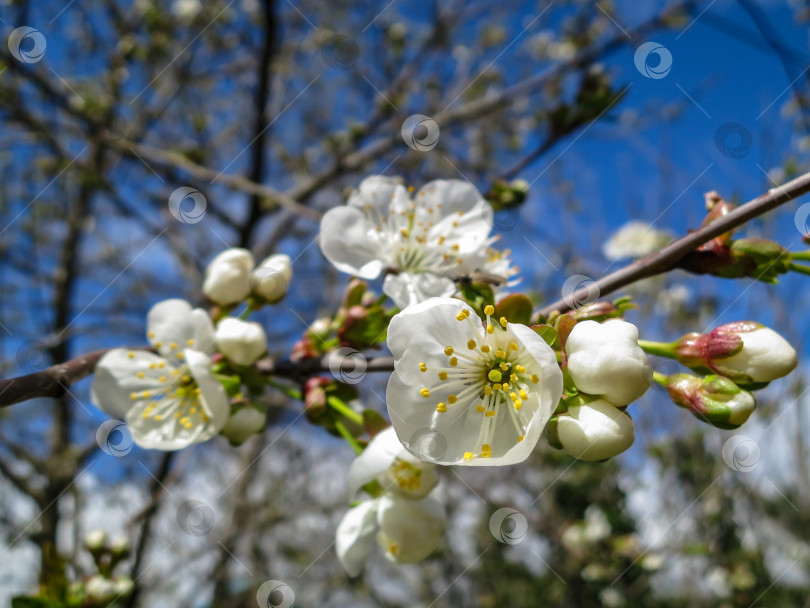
548, 399, 635, 461
85, 575, 116, 602
319, 176, 515, 309
215, 318, 267, 365
336, 491, 445, 576
565, 320, 653, 406
603, 220, 673, 260
84, 529, 107, 552
675, 321, 797, 385
386, 297, 563, 466
220, 406, 266, 444
91, 300, 229, 450
347, 427, 438, 500
202, 248, 254, 306
663, 373, 755, 429
251, 253, 292, 303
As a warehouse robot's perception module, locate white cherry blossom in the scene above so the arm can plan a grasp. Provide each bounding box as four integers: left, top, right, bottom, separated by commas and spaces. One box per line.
202, 248, 254, 306
386, 297, 563, 466
91, 300, 229, 450
319, 176, 514, 308
215, 318, 267, 366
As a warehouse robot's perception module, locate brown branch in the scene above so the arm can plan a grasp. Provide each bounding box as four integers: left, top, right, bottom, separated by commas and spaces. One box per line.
0, 350, 395, 408
539, 169, 810, 317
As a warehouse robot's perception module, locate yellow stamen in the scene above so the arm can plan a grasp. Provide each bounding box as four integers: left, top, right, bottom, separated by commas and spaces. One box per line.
449, 357, 458, 366
444, 346, 454, 356
127, 352, 135, 359
476, 405, 486, 413
484, 305, 495, 316
438, 371, 448, 381
463, 452, 474, 461
436, 402, 447, 413
419, 362, 427, 372
485, 411, 495, 418
531, 374, 539, 384
499, 317, 508, 328
420, 388, 431, 398
448, 395, 457, 404
467, 339, 476, 349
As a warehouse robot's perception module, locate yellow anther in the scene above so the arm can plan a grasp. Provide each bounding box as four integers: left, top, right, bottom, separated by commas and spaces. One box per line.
182, 375, 191, 383
127, 352, 135, 359
419, 362, 427, 372
514, 400, 522, 410
190, 407, 198, 414
493, 383, 503, 391
180, 417, 191, 425
141, 412, 149, 419
499, 362, 509, 371
463, 452, 474, 461
449, 357, 458, 366
509, 342, 519, 351
484, 386, 493, 396
486, 324, 494, 334
130, 392, 137, 400
438, 236, 446, 245
520, 389, 528, 400
444, 346, 454, 356
438, 371, 448, 381
516, 365, 526, 373
154, 414, 163, 421
159, 376, 166, 383
147, 332, 155, 339
496, 349, 506, 359
436, 402, 447, 413
187, 339, 195, 346
154, 342, 162, 348
448, 395, 457, 404
141, 390, 151, 398
502, 382, 510, 390
531, 374, 540, 384
488, 369, 502, 383
485, 411, 495, 418
467, 339, 477, 349
136, 371, 145, 379
510, 373, 518, 383
177, 352, 185, 360
175, 412, 182, 418
456, 312, 466, 321
158, 362, 165, 368
499, 317, 508, 328
481, 444, 492, 457
451, 243, 460, 251
517, 435, 525, 442
169, 342, 177, 349
419, 388, 431, 398
481, 345, 491, 353
484, 305, 495, 316
476, 405, 486, 413
171, 369, 179, 376
510, 392, 517, 400
149, 363, 156, 369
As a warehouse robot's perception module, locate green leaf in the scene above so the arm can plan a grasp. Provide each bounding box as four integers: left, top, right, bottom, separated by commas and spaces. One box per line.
531, 324, 557, 348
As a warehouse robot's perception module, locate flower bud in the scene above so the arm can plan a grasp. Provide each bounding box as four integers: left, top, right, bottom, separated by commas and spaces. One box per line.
565, 320, 653, 406
678, 238, 790, 283
202, 248, 254, 306
547, 399, 635, 461
85, 575, 116, 602
663, 373, 755, 429
221, 406, 266, 444
304, 377, 330, 420
110, 536, 130, 557
112, 576, 135, 597
215, 318, 267, 366
676, 322, 797, 386
84, 529, 108, 552
251, 253, 292, 303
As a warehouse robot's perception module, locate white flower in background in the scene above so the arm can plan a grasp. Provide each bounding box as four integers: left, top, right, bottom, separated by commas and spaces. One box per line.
603, 220, 673, 261
85, 575, 116, 602
84, 529, 107, 551
549, 399, 635, 461
91, 299, 229, 450
220, 406, 266, 444
336, 491, 445, 577
202, 248, 254, 306
215, 318, 267, 365
347, 427, 438, 500
386, 298, 563, 466
251, 253, 292, 302
565, 320, 653, 406
319, 176, 515, 309
172, 0, 202, 21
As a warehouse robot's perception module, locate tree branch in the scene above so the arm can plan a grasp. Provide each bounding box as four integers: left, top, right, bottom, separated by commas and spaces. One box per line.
538, 169, 810, 317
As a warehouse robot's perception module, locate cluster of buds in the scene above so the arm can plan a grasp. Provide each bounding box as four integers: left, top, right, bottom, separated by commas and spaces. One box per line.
484, 178, 530, 211
291, 279, 393, 360
202, 247, 293, 313
67, 530, 135, 605
545, 317, 653, 461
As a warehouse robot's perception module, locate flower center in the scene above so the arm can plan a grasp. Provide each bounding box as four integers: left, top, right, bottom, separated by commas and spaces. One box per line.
416, 305, 541, 462
128, 356, 211, 428
389, 458, 423, 491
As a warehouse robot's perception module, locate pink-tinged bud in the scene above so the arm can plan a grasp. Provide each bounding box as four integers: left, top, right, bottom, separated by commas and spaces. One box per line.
675, 322, 797, 386
303, 377, 330, 420
664, 373, 755, 429
290, 336, 318, 362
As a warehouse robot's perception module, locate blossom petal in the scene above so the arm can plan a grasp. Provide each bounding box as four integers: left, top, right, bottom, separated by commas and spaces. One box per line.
146, 299, 216, 360
375, 492, 445, 565
319, 206, 388, 278
335, 500, 379, 577
347, 427, 401, 500
417, 180, 493, 253
347, 176, 410, 216
91, 349, 175, 419
382, 273, 457, 310
186, 349, 229, 431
